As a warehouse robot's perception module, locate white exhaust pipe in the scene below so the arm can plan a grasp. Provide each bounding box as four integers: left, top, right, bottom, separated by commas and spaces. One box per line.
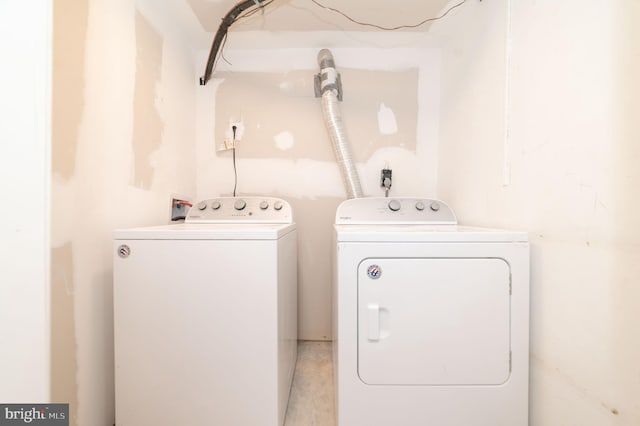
317, 49, 363, 199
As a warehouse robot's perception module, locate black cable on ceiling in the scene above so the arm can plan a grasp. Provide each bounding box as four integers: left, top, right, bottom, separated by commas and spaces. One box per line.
199, 0, 270, 86
199, 0, 471, 85
309, 0, 469, 31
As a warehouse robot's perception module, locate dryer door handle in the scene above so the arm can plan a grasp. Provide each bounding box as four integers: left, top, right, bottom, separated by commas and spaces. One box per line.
367, 304, 380, 341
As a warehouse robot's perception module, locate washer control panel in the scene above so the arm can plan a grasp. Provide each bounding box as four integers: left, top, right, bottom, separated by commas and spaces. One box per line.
335, 197, 457, 225
186, 197, 293, 224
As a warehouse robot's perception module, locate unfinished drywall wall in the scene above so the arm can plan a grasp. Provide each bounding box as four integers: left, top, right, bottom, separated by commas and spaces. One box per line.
196, 37, 442, 340
51, 243, 79, 425
51, 0, 205, 424
132, 11, 164, 190
50, 1, 87, 421
436, 0, 640, 424
52, 0, 88, 180
213, 68, 418, 162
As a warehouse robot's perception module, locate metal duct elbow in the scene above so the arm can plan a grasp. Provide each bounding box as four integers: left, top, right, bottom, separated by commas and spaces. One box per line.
317, 49, 363, 199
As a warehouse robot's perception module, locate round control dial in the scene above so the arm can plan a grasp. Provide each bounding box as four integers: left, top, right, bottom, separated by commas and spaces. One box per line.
388, 200, 401, 212
197, 201, 207, 210
211, 201, 221, 210
274, 201, 283, 211
415, 201, 425, 211
430, 202, 440, 212
234, 199, 247, 211
260, 201, 269, 210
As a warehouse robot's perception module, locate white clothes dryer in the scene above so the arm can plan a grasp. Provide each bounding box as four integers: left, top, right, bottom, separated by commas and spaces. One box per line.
333, 197, 529, 426
113, 197, 297, 426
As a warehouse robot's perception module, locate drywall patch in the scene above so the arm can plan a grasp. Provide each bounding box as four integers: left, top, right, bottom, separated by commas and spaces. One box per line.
274, 131, 294, 151
279, 81, 295, 93
377, 102, 398, 135
52, 0, 89, 179
131, 11, 164, 190
51, 243, 79, 426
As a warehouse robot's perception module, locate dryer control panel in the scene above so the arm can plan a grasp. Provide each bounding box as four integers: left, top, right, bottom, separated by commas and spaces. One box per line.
186, 197, 293, 224
335, 197, 457, 225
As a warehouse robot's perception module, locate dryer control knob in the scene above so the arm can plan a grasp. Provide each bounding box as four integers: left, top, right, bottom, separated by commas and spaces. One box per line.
415, 201, 425, 211
260, 201, 269, 210
211, 201, 221, 210
430, 202, 441, 212
234, 199, 247, 211
197, 201, 207, 210
274, 201, 283, 211
388, 200, 401, 212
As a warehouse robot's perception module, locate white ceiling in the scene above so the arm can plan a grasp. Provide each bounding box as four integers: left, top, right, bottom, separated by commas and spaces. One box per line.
187, 0, 456, 33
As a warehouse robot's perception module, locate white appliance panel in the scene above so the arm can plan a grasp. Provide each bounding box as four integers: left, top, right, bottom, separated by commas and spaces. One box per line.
335, 197, 457, 225
115, 239, 274, 425
114, 225, 297, 426
113, 223, 294, 240
357, 258, 510, 385
186, 196, 293, 224
333, 240, 529, 426
335, 224, 528, 243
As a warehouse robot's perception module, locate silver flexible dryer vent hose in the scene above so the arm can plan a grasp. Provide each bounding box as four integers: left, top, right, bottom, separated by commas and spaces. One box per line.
317, 49, 363, 199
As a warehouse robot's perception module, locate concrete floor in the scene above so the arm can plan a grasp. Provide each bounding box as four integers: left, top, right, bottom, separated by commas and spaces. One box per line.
284, 341, 336, 426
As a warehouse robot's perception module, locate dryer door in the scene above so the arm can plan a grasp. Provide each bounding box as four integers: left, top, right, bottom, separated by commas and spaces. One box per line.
358, 258, 511, 385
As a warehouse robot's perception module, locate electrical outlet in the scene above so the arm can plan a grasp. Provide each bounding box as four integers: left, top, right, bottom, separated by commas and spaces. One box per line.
170, 195, 193, 222
218, 118, 245, 152
229, 120, 244, 142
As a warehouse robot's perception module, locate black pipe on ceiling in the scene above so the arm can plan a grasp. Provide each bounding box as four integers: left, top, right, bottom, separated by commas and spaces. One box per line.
199, 0, 268, 86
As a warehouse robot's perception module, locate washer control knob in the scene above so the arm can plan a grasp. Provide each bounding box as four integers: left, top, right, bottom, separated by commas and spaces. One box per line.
430, 202, 441, 212
197, 201, 207, 210
211, 201, 221, 210
274, 201, 284, 211
234, 199, 247, 211
415, 201, 425, 211
388, 200, 401, 212
260, 201, 269, 210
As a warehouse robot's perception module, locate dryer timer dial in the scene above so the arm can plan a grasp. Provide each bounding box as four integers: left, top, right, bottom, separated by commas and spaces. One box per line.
388, 200, 401, 212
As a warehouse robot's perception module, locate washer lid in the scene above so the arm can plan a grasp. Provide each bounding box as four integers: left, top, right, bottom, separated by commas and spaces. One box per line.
114, 223, 296, 240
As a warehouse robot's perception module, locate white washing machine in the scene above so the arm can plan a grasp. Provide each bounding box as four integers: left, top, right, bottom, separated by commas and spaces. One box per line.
113, 197, 297, 426
333, 197, 529, 426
